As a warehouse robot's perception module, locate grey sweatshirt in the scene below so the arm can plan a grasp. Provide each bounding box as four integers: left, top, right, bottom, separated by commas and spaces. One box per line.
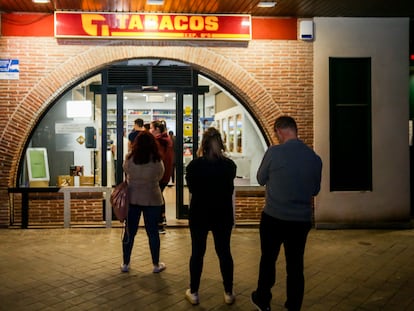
257, 139, 322, 222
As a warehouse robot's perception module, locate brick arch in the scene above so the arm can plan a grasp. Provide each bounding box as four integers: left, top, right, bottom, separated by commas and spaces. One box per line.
8, 44, 281, 186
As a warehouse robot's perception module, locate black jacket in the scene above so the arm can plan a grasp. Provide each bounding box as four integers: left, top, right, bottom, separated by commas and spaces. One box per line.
185, 156, 237, 226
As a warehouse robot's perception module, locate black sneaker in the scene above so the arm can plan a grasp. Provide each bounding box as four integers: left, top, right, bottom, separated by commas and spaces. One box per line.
250, 291, 271, 311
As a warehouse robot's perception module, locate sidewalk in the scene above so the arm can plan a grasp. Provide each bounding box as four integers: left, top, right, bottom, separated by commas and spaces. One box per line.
0, 227, 413, 310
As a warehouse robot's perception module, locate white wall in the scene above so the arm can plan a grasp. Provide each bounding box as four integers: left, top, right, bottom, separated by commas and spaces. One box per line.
314, 18, 411, 228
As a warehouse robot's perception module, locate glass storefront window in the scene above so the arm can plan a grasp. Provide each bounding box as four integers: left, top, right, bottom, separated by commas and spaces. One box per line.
228, 116, 235, 152
236, 114, 242, 153
19, 63, 268, 190
20, 74, 101, 188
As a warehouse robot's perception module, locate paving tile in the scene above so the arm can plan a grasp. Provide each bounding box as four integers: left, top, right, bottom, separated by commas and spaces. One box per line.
0, 227, 414, 310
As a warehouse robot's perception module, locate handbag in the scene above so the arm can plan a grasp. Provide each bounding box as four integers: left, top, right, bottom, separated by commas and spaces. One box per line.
110, 181, 129, 222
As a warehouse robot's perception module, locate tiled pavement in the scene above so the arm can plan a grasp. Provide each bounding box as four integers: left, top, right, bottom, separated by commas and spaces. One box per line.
1, 226, 414, 311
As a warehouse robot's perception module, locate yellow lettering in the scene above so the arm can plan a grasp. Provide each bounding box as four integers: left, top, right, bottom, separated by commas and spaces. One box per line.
144, 15, 159, 30
189, 16, 204, 31
81, 13, 221, 36
174, 16, 188, 30
128, 15, 144, 30
205, 16, 219, 31
115, 15, 129, 29
81, 14, 106, 36
102, 25, 109, 36
159, 15, 174, 30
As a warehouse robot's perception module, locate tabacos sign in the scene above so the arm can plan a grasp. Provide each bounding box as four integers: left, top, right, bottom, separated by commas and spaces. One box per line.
54, 12, 251, 40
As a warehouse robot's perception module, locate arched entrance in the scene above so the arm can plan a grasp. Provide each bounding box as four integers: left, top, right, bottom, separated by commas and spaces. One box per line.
15, 58, 268, 225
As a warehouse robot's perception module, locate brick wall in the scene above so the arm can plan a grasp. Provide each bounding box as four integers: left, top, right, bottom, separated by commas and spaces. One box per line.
235, 189, 266, 223
0, 33, 313, 227
8, 190, 263, 227
9, 192, 105, 227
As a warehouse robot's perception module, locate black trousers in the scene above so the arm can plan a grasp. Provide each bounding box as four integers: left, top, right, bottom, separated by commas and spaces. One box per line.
189, 222, 234, 293
256, 212, 311, 311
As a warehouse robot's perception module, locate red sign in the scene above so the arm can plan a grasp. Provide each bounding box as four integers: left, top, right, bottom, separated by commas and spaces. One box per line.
54, 12, 251, 41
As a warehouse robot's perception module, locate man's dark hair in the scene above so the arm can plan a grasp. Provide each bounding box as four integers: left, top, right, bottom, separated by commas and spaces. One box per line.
274, 116, 297, 132
134, 118, 144, 127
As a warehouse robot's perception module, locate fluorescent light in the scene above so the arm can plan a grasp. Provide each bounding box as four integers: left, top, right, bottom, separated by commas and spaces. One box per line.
33, 0, 50, 3
147, 0, 164, 5
66, 100, 92, 118
257, 1, 277, 8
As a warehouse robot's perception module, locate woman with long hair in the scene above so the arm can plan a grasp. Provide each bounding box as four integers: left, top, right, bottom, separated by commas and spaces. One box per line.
121, 131, 166, 273
185, 127, 237, 305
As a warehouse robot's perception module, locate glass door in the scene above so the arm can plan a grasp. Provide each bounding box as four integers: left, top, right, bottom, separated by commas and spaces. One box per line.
107, 88, 202, 220
113, 89, 182, 219
175, 90, 200, 219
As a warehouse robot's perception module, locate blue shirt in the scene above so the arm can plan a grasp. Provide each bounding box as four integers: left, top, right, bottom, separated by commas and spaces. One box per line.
257, 139, 322, 222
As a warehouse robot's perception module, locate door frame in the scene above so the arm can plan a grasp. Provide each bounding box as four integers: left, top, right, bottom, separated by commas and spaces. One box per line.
102, 83, 208, 219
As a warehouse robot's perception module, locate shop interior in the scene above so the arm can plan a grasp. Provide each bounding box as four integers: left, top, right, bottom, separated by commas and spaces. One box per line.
21, 60, 267, 220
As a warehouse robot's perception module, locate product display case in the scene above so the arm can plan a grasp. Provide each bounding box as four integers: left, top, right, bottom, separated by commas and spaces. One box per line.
215, 107, 244, 156
107, 108, 176, 134
126, 109, 152, 132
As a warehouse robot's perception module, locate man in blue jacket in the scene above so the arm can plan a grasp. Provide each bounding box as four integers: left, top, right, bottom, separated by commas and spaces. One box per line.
251, 116, 322, 311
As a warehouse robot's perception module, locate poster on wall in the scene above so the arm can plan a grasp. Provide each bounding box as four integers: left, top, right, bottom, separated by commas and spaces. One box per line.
55, 122, 96, 151
26, 148, 50, 186
0, 59, 19, 80
184, 123, 192, 136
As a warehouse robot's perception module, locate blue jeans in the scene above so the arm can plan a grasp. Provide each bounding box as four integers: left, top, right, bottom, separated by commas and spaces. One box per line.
122, 204, 162, 266
256, 212, 311, 311
189, 222, 234, 293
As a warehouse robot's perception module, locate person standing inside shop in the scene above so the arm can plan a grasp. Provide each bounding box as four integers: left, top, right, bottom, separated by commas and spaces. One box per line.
121, 131, 166, 274
184, 127, 237, 306
128, 118, 146, 152
251, 116, 322, 311
150, 120, 174, 234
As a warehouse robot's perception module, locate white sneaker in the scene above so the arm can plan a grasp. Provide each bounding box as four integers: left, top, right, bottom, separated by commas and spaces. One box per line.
224, 291, 235, 305
153, 262, 166, 273
120, 263, 129, 273
185, 289, 199, 305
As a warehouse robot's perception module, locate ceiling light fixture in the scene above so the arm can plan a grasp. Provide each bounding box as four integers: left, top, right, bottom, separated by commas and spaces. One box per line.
257, 1, 277, 8
147, 0, 164, 5
32, 0, 50, 3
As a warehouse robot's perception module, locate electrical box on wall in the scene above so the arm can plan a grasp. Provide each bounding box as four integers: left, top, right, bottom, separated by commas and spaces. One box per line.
85, 126, 96, 148
299, 20, 313, 41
